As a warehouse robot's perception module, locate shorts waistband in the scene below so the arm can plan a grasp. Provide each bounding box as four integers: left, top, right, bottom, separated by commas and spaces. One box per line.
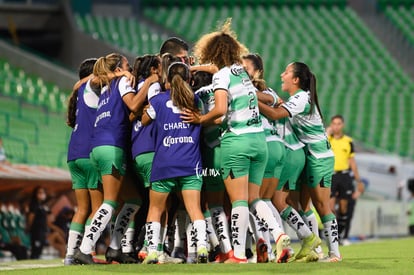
334, 170, 350, 175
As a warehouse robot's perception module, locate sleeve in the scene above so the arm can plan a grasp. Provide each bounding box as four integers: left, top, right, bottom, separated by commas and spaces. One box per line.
281, 92, 308, 117
83, 86, 100, 108
148, 82, 162, 100
146, 97, 158, 120
263, 88, 278, 106
349, 140, 355, 158
212, 68, 230, 92
118, 76, 136, 97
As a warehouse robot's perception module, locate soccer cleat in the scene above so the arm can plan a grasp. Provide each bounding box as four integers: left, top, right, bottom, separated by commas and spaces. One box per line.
63, 256, 77, 265
208, 245, 221, 262
294, 250, 320, 263
171, 247, 187, 262
73, 249, 96, 265
319, 252, 342, 263
223, 255, 248, 264
158, 252, 184, 264
275, 234, 291, 263
105, 247, 138, 264
214, 250, 234, 263
294, 233, 321, 261
138, 246, 148, 262
142, 251, 159, 264
197, 247, 209, 263
90, 251, 108, 264
256, 238, 269, 263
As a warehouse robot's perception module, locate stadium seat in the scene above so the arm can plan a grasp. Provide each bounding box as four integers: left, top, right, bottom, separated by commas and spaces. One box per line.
384, 5, 414, 46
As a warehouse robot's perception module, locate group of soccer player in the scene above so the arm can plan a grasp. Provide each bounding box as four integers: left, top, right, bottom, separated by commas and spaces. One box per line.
64, 19, 342, 265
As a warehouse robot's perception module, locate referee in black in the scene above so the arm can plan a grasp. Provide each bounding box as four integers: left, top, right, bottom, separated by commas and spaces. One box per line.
327, 115, 364, 245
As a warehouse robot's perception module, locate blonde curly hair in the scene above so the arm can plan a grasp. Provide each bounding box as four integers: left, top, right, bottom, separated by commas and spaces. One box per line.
193, 18, 248, 69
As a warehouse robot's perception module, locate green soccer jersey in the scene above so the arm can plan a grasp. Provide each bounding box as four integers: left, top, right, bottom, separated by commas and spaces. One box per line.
196, 83, 224, 148
281, 90, 333, 158
213, 65, 263, 135
261, 88, 283, 143
277, 117, 305, 151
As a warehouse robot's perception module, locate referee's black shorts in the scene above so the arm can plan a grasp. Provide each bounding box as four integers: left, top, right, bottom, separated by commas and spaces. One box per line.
331, 171, 354, 200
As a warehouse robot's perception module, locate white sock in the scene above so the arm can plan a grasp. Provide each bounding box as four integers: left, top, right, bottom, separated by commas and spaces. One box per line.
186, 219, 197, 259
322, 215, 341, 258
66, 224, 84, 256
302, 210, 319, 237
262, 228, 272, 256
80, 202, 116, 254
210, 206, 232, 253
231, 201, 249, 259
193, 219, 207, 250
248, 211, 265, 242
109, 203, 139, 250
121, 222, 135, 253
264, 199, 284, 231
250, 199, 285, 243
280, 206, 312, 240
204, 211, 219, 249
145, 221, 161, 254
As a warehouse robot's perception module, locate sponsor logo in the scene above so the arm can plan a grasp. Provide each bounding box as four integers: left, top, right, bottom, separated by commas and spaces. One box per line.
163, 135, 194, 147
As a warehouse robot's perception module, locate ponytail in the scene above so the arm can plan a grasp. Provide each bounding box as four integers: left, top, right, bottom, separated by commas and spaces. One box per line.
168, 62, 198, 113
66, 88, 79, 128
292, 62, 323, 118
93, 53, 123, 89
309, 72, 323, 119
170, 74, 198, 113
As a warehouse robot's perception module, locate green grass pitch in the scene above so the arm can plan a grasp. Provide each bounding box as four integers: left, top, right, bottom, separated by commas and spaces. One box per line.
1, 237, 413, 274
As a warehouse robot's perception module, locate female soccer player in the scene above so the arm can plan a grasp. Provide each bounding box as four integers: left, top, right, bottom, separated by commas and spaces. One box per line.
74, 53, 148, 264
182, 19, 291, 264
65, 58, 104, 265
191, 69, 233, 263
141, 62, 207, 264
258, 62, 341, 262
243, 54, 321, 262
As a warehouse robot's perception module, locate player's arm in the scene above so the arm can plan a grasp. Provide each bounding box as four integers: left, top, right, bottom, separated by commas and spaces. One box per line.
257, 91, 275, 105
123, 74, 159, 113
258, 101, 290, 120
141, 103, 154, 126
181, 89, 227, 126
190, 64, 219, 74
350, 156, 364, 197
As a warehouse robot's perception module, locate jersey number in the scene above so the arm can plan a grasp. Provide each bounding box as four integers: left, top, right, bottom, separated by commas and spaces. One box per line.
248, 92, 256, 110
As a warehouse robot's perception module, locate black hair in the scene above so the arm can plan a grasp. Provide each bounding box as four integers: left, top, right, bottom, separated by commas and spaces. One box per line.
160, 37, 189, 56
132, 54, 160, 85
191, 71, 213, 92
78, 58, 98, 79
331, 114, 345, 122
292, 62, 322, 118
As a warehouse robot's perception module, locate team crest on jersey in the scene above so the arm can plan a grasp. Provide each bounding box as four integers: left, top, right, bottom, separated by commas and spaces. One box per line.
166, 100, 181, 114
230, 66, 244, 76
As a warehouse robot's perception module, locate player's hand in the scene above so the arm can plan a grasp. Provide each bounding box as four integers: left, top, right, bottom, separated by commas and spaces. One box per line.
122, 71, 136, 88
147, 73, 159, 84
181, 109, 201, 124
